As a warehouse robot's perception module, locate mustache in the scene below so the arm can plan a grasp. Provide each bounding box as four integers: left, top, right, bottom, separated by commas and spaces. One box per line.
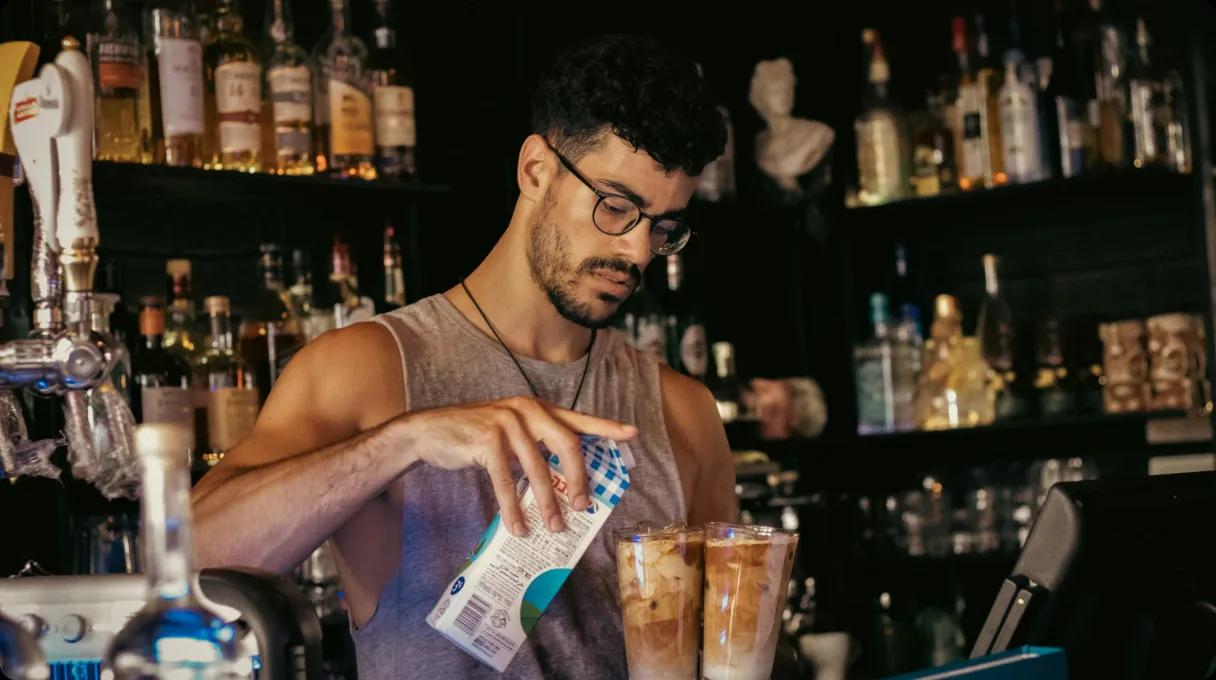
579, 257, 642, 288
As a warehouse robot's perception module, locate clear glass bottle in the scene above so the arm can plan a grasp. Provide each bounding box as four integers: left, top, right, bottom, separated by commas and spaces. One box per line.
146, 0, 205, 167
262, 0, 313, 175
313, 0, 375, 179
918, 294, 992, 429
102, 423, 240, 679
240, 245, 303, 403
195, 296, 258, 456
974, 15, 1006, 187
1092, 0, 1127, 168
89, 0, 144, 162
952, 17, 987, 191
368, 0, 417, 180
1000, 51, 1043, 184
383, 223, 406, 309
855, 29, 907, 206
855, 292, 896, 434
132, 298, 195, 451
162, 259, 202, 364
204, 0, 260, 171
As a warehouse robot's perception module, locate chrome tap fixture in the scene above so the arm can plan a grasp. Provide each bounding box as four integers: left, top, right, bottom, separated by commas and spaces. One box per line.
6, 38, 139, 497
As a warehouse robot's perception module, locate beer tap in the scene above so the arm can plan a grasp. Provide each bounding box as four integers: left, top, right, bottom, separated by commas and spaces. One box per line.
5, 38, 139, 496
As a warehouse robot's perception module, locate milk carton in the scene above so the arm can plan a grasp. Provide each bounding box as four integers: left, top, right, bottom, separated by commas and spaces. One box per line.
427, 435, 631, 672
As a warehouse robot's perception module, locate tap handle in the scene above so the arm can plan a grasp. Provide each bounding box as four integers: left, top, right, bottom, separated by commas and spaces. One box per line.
9, 62, 68, 253
52, 37, 98, 254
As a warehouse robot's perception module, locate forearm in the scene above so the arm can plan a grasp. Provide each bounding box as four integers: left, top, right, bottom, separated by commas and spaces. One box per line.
192, 418, 417, 574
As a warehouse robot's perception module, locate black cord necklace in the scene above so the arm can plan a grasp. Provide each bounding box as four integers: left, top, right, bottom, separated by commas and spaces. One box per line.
459, 278, 596, 411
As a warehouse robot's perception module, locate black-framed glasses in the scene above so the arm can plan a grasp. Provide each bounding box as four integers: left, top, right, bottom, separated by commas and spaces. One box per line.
544, 139, 694, 255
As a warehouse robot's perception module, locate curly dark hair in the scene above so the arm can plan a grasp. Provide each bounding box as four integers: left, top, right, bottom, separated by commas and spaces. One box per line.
531, 34, 727, 177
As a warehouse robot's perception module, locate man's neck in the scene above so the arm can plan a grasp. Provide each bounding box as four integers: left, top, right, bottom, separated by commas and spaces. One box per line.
443, 221, 594, 365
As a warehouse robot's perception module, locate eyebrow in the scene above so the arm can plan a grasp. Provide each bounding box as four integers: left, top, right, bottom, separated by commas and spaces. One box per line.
595, 177, 688, 220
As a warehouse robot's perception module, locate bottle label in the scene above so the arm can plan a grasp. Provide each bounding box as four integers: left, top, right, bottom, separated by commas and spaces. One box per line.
857, 116, 903, 200
373, 85, 415, 147
216, 61, 262, 154
1001, 88, 1040, 182
97, 39, 141, 93
206, 387, 259, 452
156, 37, 205, 137
269, 65, 311, 123
329, 79, 374, 156
679, 323, 708, 378
141, 386, 195, 443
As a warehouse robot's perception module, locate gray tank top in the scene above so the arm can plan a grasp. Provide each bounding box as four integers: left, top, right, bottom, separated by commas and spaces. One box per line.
353, 294, 686, 679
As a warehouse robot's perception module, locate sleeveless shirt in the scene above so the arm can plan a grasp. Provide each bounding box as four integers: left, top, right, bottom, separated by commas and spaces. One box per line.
352, 294, 687, 679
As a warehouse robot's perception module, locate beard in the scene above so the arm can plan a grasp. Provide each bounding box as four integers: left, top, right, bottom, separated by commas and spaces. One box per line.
526, 190, 639, 329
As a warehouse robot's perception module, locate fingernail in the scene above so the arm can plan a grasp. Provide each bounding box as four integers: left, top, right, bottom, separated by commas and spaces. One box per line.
573, 494, 589, 511
513, 521, 528, 537
548, 514, 564, 532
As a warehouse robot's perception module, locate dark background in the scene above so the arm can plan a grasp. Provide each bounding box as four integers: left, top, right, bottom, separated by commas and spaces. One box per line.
2, 0, 1216, 673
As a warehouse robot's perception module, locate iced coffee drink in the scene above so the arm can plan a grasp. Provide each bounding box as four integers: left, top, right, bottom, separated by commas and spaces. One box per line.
702, 523, 799, 680
614, 524, 705, 679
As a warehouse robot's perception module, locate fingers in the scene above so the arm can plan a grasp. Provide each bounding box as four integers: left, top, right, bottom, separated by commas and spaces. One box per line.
481, 447, 527, 539
516, 402, 590, 512
547, 407, 638, 442
499, 410, 566, 534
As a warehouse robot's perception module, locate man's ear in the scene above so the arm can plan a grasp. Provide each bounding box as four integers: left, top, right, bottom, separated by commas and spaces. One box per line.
517, 134, 555, 203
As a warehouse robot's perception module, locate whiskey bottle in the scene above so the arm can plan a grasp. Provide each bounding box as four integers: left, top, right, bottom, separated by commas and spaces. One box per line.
206, 0, 261, 171
369, 0, 418, 180
89, 0, 144, 162
132, 298, 194, 449
313, 0, 375, 179
162, 259, 202, 364
146, 0, 205, 167
855, 29, 907, 205
195, 296, 258, 455
263, 0, 312, 174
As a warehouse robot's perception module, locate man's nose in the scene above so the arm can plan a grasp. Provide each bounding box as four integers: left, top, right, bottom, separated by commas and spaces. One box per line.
619, 216, 655, 268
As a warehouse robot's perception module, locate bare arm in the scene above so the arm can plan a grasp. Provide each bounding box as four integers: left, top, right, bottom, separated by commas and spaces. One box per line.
192, 322, 640, 575
660, 365, 738, 525
192, 323, 412, 574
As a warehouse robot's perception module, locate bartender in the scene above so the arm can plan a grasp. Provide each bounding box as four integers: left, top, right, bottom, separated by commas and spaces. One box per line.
191, 34, 733, 679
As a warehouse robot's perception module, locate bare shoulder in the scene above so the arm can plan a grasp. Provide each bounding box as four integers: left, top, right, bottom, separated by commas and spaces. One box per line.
658, 364, 737, 524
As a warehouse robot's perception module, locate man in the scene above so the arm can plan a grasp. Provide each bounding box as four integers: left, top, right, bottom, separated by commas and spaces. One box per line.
192, 34, 734, 679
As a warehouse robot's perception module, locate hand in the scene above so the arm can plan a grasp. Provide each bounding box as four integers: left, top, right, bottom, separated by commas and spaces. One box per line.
398, 396, 637, 537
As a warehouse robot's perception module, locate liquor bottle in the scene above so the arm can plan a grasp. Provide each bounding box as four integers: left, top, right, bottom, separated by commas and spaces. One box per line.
974, 15, 1006, 187
1035, 316, 1076, 417
710, 341, 742, 423
1160, 72, 1191, 174
383, 223, 406, 309
368, 0, 418, 180
917, 295, 992, 430
204, 0, 260, 172
620, 276, 667, 362
240, 244, 304, 402
894, 302, 923, 432
146, 1, 205, 167
855, 29, 907, 205
313, 0, 375, 179
663, 253, 708, 380
262, 0, 313, 175
999, 50, 1043, 184
289, 248, 334, 341
195, 296, 258, 455
855, 292, 896, 434
952, 17, 987, 191
196, 0, 219, 167
1044, 0, 1085, 178
102, 423, 240, 679
912, 92, 956, 196
1128, 18, 1161, 169
1091, 0, 1127, 168
162, 259, 202, 363
977, 254, 1024, 420
132, 298, 194, 447
330, 237, 376, 328
89, 0, 144, 162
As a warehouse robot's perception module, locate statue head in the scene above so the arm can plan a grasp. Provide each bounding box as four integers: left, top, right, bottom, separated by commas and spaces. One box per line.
749, 58, 796, 121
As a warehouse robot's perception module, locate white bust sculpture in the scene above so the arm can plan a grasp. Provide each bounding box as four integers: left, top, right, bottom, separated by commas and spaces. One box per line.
750, 58, 835, 192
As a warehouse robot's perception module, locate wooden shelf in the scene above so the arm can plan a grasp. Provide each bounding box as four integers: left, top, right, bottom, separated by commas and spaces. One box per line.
92, 161, 452, 205
727, 410, 1210, 491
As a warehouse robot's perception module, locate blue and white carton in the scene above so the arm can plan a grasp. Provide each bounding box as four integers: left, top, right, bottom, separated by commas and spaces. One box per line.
427, 435, 632, 672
